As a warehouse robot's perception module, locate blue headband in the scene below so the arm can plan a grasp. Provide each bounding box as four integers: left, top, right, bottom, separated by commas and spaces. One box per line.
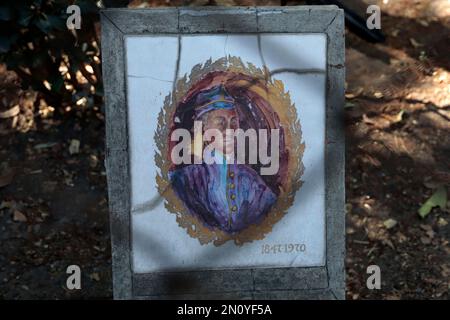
195, 85, 235, 119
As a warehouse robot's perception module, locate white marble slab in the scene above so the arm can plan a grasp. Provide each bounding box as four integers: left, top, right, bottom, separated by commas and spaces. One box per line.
125, 34, 326, 273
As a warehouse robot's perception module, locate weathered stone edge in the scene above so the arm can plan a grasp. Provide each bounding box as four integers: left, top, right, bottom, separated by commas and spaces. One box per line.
100, 6, 346, 300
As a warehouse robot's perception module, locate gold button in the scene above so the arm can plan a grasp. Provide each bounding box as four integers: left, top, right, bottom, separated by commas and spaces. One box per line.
230, 194, 236, 200
229, 172, 235, 178
229, 183, 235, 189
231, 206, 237, 212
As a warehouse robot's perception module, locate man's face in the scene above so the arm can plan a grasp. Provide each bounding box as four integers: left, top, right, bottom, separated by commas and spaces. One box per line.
203, 108, 238, 155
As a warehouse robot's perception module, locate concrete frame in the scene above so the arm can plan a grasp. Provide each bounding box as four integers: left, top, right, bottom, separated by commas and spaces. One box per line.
101, 6, 345, 300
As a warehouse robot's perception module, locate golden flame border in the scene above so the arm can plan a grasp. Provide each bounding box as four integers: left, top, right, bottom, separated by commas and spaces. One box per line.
154, 56, 305, 246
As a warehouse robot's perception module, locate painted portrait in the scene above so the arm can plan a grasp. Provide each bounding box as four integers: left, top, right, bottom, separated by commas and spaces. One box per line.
155, 57, 304, 246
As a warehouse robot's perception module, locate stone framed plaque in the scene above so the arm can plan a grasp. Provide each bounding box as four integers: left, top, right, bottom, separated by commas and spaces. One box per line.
101, 6, 345, 299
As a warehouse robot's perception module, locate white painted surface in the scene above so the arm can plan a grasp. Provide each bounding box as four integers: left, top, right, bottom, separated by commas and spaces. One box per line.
126, 34, 327, 273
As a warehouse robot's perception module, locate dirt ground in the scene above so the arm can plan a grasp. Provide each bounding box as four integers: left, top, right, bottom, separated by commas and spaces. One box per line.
0, 0, 449, 299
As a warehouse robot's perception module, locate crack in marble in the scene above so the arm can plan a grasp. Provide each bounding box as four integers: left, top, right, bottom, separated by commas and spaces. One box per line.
325, 12, 338, 32
270, 68, 326, 76
173, 11, 181, 97
128, 74, 173, 83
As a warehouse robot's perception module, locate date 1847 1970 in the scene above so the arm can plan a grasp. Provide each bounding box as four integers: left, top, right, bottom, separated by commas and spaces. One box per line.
261, 243, 306, 254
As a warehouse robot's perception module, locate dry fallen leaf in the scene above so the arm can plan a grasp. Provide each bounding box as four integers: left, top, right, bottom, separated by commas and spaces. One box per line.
345, 87, 364, 99
383, 218, 398, 229
89, 155, 98, 168
90, 273, 100, 281
13, 210, 27, 222
34, 142, 57, 150
426, 229, 435, 239
396, 232, 408, 243
438, 217, 448, 227
391, 29, 400, 37
420, 224, 433, 232
0, 201, 15, 210
382, 110, 404, 124
420, 236, 431, 245
385, 293, 401, 300
383, 238, 395, 250
69, 139, 80, 155
0, 105, 20, 119
410, 38, 422, 48
418, 20, 429, 27
374, 91, 384, 98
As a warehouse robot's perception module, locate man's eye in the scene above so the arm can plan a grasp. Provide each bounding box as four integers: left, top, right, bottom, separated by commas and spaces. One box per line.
214, 118, 225, 126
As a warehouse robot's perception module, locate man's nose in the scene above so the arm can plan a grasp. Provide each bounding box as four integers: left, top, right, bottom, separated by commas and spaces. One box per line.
226, 119, 234, 129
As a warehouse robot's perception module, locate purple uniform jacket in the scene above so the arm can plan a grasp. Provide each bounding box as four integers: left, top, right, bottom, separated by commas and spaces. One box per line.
170, 162, 277, 233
